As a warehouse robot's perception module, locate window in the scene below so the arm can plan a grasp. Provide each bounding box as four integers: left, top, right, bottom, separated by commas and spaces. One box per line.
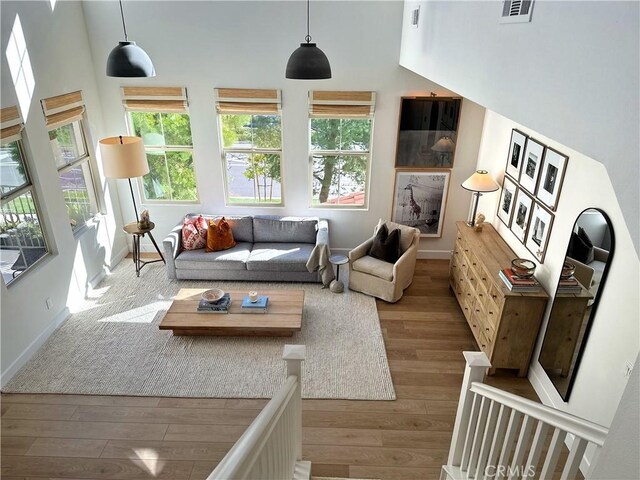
215, 88, 283, 205
42, 91, 99, 232
0, 106, 49, 284
123, 87, 197, 203
309, 91, 375, 207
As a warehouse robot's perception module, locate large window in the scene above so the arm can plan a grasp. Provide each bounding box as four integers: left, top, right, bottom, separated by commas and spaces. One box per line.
0, 106, 49, 285
308, 91, 375, 207
42, 91, 99, 232
215, 88, 283, 205
123, 86, 197, 203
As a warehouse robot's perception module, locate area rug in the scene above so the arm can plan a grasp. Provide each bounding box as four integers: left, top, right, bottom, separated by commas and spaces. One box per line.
3, 261, 395, 400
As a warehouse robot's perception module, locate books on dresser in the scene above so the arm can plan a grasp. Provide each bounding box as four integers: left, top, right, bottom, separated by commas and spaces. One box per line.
499, 268, 541, 292
197, 293, 231, 313
556, 276, 583, 293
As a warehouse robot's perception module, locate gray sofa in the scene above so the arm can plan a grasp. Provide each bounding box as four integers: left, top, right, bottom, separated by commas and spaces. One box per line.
163, 214, 329, 282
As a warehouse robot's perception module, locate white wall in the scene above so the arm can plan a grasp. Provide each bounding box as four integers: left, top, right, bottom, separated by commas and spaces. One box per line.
475, 110, 639, 440
0, 1, 127, 384
399, 0, 640, 254
81, 0, 485, 258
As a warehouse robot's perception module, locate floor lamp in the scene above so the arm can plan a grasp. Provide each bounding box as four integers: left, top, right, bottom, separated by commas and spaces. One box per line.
99, 135, 148, 223
461, 170, 499, 227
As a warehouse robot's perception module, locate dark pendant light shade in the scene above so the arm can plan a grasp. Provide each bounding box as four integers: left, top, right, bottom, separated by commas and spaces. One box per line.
286, 43, 331, 79
107, 41, 155, 77
286, 0, 331, 79
106, 0, 155, 78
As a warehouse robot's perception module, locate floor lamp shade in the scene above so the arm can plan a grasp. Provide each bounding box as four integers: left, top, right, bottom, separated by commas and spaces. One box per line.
99, 136, 149, 179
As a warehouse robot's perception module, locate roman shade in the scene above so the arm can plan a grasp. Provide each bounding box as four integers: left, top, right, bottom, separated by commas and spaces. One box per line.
309, 91, 376, 118
0, 105, 24, 143
215, 88, 281, 115
122, 86, 189, 113
41, 90, 85, 129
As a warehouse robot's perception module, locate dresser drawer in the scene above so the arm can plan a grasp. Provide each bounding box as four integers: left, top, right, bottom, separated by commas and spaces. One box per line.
479, 328, 494, 356
488, 282, 505, 307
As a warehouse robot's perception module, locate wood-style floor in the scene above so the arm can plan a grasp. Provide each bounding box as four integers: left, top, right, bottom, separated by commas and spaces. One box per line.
1, 259, 539, 480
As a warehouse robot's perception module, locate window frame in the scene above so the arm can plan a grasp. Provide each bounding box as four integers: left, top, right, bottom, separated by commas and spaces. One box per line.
308, 116, 374, 209
217, 112, 285, 207
0, 137, 51, 285
125, 110, 200, 205
47, 116, 101, 235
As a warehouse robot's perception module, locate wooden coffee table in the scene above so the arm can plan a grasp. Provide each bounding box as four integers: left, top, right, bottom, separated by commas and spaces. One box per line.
159, 288, 304, 337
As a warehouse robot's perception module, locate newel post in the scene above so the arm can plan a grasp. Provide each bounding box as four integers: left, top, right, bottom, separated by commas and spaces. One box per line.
283, 344, 306, 461
447, 351, 492, 467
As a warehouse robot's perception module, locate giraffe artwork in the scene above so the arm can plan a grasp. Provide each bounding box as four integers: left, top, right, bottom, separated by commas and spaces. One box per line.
392, 171, 451, 238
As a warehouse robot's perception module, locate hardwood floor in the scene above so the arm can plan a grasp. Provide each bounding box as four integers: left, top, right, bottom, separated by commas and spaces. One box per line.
1, 259, 539, 480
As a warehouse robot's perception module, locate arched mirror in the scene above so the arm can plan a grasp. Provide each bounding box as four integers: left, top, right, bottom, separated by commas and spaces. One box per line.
538, 208, 615, 401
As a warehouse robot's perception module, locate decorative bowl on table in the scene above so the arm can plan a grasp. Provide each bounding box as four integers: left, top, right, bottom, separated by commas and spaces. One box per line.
560, 262, 576, 280
511, 258, 536, 279
201, 288, 225, 303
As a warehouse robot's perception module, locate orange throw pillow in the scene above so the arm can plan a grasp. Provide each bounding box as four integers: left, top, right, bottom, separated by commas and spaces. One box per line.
206, 217, 237, 252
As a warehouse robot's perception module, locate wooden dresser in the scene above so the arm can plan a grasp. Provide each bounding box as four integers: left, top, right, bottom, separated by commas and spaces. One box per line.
450, 222, 549, 376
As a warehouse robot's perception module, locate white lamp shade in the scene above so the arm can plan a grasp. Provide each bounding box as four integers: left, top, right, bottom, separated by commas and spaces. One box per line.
431, 136, 456, 152
461, 170, 499, 192
99, 136, 149, 179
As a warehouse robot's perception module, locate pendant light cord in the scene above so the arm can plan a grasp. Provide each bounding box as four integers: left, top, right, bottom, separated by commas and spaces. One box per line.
119, 0, 128, 41
305, 0, 311, 43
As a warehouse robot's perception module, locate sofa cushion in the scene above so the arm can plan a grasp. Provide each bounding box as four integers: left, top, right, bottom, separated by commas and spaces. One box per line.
212, 216, 253, 243
352, 255, 394, 282
206, 217, 237, 252
182, 215, 208, 250
247, 243, 315, 272
175, 242, 251, 271
253, 217, 317, 243
369, 223, 401, 263
376, 219, 417, 253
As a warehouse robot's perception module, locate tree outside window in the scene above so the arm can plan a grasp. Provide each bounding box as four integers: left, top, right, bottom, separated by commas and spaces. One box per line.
311, 118, 372, 207
220, 114, 283, 205
130, 112, 198, 202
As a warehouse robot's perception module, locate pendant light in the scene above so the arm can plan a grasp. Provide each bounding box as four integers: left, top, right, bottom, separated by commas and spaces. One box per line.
286, 0, 331, 79
106, 0, 156, 77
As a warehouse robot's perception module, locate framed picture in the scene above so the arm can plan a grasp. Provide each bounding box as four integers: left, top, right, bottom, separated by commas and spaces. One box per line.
497, 175, 518, 227
510, 189, 534, 242
525, 202, 554, 263
391, 170, 451, 237
537, 147, 568, 210
519, 138, 545, 194
506, 129, 527, 179
395, 97, 462, 169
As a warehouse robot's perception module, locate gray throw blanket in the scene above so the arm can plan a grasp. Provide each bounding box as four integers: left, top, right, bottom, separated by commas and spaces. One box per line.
306, 243, 335, 287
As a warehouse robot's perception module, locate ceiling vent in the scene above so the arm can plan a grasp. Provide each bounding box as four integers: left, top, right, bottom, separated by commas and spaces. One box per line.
411, 6, 420, 28
500, 0, 534, 24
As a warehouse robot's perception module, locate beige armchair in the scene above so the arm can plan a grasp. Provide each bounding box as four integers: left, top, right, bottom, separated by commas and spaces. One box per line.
348, 219, 420, 303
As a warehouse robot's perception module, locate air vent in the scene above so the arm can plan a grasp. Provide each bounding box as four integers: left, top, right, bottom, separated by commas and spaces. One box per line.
500, 0, 534, 24
411, 6, 420, 28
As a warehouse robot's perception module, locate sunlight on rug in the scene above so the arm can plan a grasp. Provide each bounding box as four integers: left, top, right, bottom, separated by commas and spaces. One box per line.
3, 260, 395, 400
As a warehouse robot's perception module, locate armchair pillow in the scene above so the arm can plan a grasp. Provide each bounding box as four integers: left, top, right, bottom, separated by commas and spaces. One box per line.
368, 223, 401, 263
569, 227, 594, 264
206, 217, 237, 252
182, 215, 208, 250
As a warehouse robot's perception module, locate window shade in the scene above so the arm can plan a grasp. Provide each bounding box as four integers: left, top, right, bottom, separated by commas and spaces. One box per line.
215, 88, 281, 115
41, 91, 85, 129
0, 105, 24, 143
122, 86, 189, 113
309, 91, 376, 118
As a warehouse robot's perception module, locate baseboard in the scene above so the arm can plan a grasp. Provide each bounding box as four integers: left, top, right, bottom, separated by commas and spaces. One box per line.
110, 245, 129, 269
418, 249, 453, 260
0, 307, 70, 389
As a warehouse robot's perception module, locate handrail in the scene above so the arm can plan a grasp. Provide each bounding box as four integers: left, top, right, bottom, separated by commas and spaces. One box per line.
470, 382, 608, 446
207, 375, 298, 480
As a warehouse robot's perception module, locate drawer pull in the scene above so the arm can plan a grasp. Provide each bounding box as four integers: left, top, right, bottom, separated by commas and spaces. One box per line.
489, 311, 494, 315
485, 327, 490, 331
472, 324, 477, 328
475, 309, 480, 313
482, 344, 486, 348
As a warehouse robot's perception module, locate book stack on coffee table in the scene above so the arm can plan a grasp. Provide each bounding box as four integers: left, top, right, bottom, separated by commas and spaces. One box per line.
499, 268, 541, 292
241, 295, 269, 313
197, 293, 231, 313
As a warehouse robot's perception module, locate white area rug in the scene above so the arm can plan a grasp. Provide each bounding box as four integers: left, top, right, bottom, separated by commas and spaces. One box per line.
4, 261, 395, 400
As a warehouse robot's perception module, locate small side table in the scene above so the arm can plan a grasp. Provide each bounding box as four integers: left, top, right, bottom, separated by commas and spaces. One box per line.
329, 254, 349, 281
123, 221, 166, 277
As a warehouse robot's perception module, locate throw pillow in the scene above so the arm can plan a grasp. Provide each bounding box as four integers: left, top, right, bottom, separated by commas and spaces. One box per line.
368, 223, 401, 263
206, 217, 237, 252
568, 227, 594, 264
182, 215, 208, 250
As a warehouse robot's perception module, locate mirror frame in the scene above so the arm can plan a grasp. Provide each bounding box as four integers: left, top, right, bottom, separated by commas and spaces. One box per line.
540, 207, 616, 401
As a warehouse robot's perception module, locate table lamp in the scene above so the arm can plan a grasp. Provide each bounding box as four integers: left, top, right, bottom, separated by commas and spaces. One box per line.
99, 136, 149, 223
461, 170, 499, 227
431, 136, 456, 166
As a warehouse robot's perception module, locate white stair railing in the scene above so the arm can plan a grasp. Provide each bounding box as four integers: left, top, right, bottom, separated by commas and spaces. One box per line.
208, 345, 310, 480
441, 352, 609, 480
